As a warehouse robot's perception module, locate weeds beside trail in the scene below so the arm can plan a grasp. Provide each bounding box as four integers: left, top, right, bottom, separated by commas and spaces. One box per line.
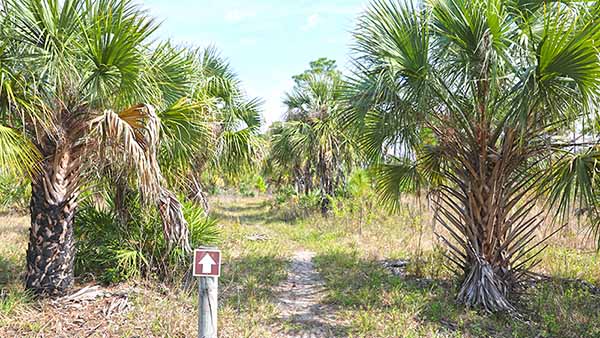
1, 195, 600, 337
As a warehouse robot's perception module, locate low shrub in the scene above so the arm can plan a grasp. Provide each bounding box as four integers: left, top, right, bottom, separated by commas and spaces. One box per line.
254, 175, 267, 193
237, 174, 268, 197
298, 190, 322, 211
238, 179, 256, 197
270, 186, 323, 220
274, 185, 296, 205
0, 173, 30, 213
75, 192, 219, 284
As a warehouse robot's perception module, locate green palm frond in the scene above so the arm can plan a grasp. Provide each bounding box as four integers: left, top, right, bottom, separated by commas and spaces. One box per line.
0, 124, 40, 176
344, 0, 433, 163
285, 73, 343, 121
196, 46, 242, 103
536, 4, 600, 113
219, 127, 266, 174
158, 98, 214, 171
374, 159, 423, 212
147, 43, 196, 108
82, 0, 158, 106
431, 0, 510, 68
228, 97, 263, 131
544, 148, 600, 223
371, 142, 445, 212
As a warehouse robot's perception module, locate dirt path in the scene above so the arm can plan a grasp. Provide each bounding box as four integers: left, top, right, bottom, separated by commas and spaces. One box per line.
275, 250, 343, 338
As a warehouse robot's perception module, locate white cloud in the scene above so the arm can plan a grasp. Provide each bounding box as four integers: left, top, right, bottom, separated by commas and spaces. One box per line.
224, 9, 257, 23
302, 14, 320, 31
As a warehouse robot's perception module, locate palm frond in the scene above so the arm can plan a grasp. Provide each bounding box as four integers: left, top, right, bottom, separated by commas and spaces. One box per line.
0, 124, 40, 176
90, 104, 191, 251
81, 0, 159, 106
158, 98, 214, 171
373, 159, 423, 212
543, 149, 600, 226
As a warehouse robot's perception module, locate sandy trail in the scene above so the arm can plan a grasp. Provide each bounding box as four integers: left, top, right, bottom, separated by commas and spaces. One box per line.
275, 250, 343, 338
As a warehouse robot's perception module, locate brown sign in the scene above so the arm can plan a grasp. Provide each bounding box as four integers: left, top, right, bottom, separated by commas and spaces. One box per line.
193, 249, 221, 277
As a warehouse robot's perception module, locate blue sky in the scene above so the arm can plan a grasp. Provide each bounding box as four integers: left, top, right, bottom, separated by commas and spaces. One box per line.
142, 0, 368, 128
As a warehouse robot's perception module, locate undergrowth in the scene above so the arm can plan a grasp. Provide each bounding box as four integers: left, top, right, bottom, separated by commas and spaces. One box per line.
0, 173, 29, 213
75, 192, 219, 284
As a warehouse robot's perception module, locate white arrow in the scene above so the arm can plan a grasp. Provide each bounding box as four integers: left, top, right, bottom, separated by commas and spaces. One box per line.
199, 254, 216, 274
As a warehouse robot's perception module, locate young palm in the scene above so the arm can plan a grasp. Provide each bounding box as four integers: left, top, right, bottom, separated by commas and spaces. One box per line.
0, 0, 214, 296
346, 0, 600, 311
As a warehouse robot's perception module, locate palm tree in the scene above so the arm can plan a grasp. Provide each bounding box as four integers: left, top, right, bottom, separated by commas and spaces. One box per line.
269, 61, 354, 213
0, 0, 257, 296
346, 0, 600, 311
172, 47, 265, 211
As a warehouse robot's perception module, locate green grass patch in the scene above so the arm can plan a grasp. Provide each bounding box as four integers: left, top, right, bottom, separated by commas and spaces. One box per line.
313, 246, 600, 338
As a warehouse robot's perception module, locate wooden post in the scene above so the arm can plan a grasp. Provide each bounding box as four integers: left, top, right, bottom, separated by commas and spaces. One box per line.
198, 274, 218, 338
195, 247, 220, 338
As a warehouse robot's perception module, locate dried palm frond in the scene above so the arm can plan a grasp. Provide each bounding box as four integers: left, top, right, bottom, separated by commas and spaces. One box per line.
90, 104, 191, 252
157, 188, 191, 252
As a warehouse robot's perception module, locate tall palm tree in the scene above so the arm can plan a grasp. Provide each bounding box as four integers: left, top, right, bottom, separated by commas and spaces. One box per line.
270, 65, 354, 213
346, 0, 600, 311
0, 0, 254, 296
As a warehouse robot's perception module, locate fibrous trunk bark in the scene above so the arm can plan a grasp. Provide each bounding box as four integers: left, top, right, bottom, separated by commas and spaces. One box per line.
25, 142, 80, 296
454, 166, 514, 311
435, 127, 539, 312
319, 150, 333, 215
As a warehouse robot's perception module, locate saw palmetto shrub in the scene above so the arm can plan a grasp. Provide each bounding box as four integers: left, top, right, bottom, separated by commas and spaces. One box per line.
75, 193, 219, 284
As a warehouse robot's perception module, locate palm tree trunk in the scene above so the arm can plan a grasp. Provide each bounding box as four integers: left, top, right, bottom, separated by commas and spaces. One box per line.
25, 144, 80, 296
318, 151, 331, 215
115, 178, 132, 225
455, 171, 514, 311
303, 164, 312, 194
189, 175, 210, 213
435, 128, 535, 312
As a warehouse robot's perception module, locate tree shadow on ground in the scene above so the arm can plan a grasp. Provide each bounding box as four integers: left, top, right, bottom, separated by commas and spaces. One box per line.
313, 250, 600, 338
211, 209, 289, 225
210, 201, 301, 225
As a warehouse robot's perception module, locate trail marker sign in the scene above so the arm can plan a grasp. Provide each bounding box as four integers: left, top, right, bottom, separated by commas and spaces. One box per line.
195, 247, 220, 338
194, 249, 221, 277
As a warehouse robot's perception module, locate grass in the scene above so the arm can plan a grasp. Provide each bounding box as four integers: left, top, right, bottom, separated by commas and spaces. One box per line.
0, 194, 599, 337
313, 248, 600, 337
0, 197, 290, 337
